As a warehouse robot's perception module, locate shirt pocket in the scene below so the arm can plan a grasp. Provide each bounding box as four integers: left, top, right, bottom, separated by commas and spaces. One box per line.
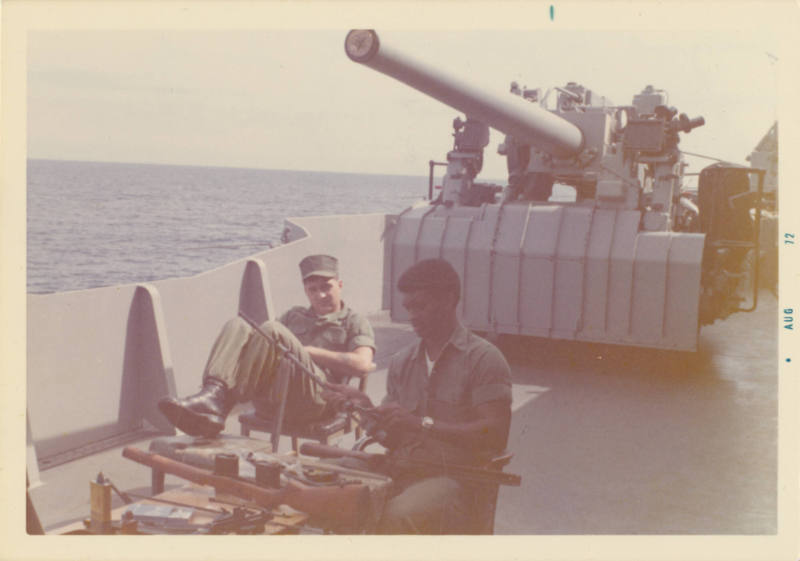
287, 321, 310, 344
320, 326, 347, 349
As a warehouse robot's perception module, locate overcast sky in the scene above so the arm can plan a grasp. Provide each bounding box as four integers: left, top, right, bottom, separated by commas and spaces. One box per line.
27, 27, 782, 180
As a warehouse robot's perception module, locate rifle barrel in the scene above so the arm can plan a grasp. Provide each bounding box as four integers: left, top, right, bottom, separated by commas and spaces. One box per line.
238, 310, 384, 440
299, 442, 521, 487
238, 311, 335, 391
393, 455, 521, 487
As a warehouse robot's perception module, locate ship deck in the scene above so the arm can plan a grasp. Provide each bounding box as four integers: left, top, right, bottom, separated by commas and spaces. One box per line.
29, 292, 779, 535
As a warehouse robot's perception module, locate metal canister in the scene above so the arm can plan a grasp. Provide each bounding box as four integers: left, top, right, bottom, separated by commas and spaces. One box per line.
253, 460, 282, 488
213, 453, 239, 477
212, 453, 240, 502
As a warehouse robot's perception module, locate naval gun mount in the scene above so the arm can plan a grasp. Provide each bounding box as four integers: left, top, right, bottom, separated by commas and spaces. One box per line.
345, 30, 760, 351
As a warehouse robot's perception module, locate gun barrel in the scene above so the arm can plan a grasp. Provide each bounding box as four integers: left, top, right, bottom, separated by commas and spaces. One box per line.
345, 29, 584, 159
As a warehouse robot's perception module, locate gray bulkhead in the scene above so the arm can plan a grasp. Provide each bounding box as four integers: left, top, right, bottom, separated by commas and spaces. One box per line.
387, 203, 704, 350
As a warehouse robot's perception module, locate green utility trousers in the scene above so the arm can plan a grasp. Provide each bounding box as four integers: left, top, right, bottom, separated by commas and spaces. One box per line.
335, 456, 474, 534
379, 475, 470, 534
202, 317, 328, 422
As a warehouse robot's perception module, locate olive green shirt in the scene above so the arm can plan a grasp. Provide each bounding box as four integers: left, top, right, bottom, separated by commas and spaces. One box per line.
383, 323, 512, 464
279, 303, 376, 354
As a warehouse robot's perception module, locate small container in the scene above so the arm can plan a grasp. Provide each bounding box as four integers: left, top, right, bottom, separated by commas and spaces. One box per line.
213, 453, 240, 502
213, 453, 239, 477
253, 460, 282, 488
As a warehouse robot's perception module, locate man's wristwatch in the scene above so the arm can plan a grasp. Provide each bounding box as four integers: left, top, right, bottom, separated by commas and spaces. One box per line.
421, 416, 434, 431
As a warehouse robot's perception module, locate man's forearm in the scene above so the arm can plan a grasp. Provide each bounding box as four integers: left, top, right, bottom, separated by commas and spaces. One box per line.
305, 346, 375, 378
377, 400, 510, 451
419, 417, 506, 450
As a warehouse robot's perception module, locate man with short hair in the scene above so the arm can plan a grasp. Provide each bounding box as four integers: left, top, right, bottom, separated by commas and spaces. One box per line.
326, 258, 512, 534
158, 254, 376, 437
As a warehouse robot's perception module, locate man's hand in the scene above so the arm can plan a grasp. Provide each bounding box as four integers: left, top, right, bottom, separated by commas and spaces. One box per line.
374, 403, 422, 437
373, 400, 511, 452
321, 382, 374, 413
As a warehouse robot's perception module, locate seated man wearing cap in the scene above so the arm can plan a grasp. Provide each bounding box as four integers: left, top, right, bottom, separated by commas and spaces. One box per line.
324, 258, 512, 534
158, 254, 376, 437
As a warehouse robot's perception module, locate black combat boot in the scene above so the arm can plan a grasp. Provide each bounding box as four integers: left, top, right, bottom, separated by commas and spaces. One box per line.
157, 378, 234, 437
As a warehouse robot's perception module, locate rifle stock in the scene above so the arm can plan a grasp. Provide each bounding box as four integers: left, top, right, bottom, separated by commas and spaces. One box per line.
122, 446, 371, 532
300, 442, 521, 487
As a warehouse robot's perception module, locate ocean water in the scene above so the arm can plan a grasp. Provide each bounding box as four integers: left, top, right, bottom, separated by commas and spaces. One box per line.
27, 159, 428, 294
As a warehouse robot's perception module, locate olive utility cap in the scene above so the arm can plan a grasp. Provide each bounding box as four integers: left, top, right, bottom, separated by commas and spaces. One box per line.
299, 254, 339, 280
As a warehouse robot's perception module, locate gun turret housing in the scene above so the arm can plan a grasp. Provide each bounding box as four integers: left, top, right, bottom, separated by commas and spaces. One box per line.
346, 30, 755, 352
